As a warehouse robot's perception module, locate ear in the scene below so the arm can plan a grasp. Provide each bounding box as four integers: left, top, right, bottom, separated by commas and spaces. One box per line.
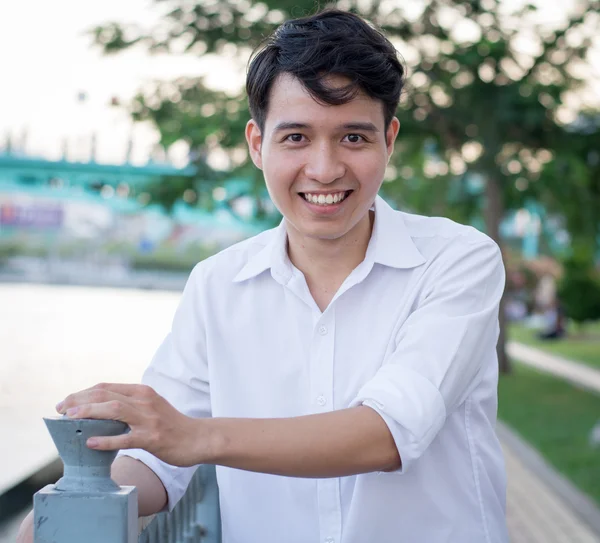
385, 117, 401, 161
245, 119, 263, 170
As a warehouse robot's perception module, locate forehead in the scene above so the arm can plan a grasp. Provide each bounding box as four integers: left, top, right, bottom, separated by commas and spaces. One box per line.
264, 73, 385, 130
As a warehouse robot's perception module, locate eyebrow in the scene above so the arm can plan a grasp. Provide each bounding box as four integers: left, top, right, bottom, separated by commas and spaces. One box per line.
273, 121, 380, 132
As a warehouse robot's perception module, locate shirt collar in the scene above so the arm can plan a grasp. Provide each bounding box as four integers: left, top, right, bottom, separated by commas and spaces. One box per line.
233, 195, 425, 283
367, 195, 426, 269
232, 220, 290, 283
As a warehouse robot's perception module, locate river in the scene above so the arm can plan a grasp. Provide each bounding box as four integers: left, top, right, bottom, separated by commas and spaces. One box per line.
0, 282, 182, 535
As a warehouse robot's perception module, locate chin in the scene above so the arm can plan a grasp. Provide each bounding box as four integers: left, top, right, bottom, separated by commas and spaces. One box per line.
300, 225, 349, 241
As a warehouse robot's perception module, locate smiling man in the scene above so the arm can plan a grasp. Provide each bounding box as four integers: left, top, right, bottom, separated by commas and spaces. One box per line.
19, 8, 509, 543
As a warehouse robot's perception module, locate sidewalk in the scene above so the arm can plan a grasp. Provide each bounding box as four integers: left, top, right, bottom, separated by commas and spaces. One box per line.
500, 423, 600, 542
507, 341, 600, 394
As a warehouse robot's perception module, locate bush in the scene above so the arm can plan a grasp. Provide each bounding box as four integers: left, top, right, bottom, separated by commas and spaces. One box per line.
129, 243, 217, 273
557, 252, 600, 327
0, 241, 19, 263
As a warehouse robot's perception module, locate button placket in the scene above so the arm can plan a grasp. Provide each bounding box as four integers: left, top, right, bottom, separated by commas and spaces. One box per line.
313, 317, 334, 413
317, 478, 342, 543
315, 310, 342, 543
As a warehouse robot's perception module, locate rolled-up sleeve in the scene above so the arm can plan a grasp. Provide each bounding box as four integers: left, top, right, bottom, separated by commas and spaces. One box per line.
349, 239, 505, 473
117, 263, 211, 510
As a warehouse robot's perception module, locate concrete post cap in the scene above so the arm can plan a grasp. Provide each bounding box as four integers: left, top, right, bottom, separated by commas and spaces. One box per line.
43, 417, 129, 492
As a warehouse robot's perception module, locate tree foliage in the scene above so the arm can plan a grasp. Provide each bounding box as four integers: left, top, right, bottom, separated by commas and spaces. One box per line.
93, 0, 599, 226
91, 0, 600, 372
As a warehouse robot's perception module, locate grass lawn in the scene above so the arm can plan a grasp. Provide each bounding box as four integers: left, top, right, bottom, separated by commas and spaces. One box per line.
498, 363, 600, 505
508, 321, 600, 370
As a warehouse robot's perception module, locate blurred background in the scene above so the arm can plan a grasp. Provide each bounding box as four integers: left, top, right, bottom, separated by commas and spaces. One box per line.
0, 0, 599, 541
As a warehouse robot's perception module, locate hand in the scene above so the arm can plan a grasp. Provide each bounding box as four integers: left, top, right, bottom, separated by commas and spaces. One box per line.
16, 510, 33, 543
56, 383, 207, 467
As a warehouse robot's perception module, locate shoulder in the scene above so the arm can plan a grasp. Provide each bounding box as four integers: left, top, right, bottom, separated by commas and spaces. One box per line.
396, 211, 505, 299
399, 211, 500, 262
187, 227, 278, 285
400, 211, 494, 246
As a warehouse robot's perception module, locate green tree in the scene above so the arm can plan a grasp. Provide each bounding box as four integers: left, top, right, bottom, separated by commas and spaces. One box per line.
91, 0, 600, 372
535, 113, 600, 254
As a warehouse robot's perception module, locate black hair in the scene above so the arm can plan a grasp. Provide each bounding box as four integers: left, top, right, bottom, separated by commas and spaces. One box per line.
246, 8, 405, 131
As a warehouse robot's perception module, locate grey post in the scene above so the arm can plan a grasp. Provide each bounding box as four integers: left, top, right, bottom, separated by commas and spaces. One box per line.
34, 417, 138, 543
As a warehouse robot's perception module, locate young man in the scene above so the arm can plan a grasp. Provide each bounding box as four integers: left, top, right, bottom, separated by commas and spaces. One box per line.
20, 9, 508, 543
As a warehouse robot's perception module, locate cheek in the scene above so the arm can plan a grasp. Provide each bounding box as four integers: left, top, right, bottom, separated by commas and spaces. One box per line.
352, 152, 387, 186
262, 163, 299, 210
264, 155, 303, 192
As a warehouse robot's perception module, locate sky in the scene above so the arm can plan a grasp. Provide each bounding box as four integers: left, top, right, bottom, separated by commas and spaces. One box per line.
0, 0, 243, 166
0, 1, 597, 168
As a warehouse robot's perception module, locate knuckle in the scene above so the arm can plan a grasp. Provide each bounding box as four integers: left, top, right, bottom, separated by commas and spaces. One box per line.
108, 400, 122, 418
139, 385, 155, 399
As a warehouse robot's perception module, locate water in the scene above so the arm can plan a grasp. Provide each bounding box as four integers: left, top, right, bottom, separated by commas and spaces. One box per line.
0, 282, 181, 539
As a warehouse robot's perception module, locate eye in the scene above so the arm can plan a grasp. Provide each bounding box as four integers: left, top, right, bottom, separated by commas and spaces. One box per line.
285, 134, 305, 143
344, 134, 366, 143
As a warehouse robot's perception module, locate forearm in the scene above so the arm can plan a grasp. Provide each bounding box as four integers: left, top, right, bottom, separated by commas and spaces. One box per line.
111, 456, 167, 516
204, 406, 400, 478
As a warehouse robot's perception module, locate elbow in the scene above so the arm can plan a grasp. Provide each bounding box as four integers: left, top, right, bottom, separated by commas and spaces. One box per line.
381, 447, 402, 472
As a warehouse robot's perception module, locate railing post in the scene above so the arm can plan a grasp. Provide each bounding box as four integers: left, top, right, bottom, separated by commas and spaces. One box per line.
33, 417, 138, 543
195, 465, 221, 543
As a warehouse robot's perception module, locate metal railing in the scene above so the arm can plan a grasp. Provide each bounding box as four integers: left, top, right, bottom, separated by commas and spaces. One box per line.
138, 465, 221, 543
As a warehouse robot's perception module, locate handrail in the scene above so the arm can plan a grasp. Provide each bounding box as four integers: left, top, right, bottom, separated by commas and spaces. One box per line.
138, 465, 221, 543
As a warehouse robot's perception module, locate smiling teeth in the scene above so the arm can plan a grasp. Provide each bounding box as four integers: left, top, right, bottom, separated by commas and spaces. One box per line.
303, 191, 348, 205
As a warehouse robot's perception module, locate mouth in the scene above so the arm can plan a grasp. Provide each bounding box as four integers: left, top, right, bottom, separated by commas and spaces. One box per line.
298, 190, 353, 206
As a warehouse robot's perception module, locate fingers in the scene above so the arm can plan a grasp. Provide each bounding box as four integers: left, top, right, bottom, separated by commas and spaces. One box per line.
94, 383, 155, 398
54, 383, 161, 454
56, 383, 155, 414
87, 432, 135, 451
63, 399, 138, 425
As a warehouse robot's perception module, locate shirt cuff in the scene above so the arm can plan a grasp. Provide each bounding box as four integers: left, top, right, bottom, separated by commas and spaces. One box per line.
349, 365, 447, 474
116, 449, 198, 511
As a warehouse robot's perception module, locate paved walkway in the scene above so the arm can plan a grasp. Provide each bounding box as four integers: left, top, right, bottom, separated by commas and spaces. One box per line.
507, 341, 600, 394
504, 443, 600, 542
501, 422, 600, 542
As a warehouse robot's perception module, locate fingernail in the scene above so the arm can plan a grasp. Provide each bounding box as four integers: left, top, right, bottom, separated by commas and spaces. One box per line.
56, 401, 64, 413
87, 438, 99, 448
66, 407, 79, 417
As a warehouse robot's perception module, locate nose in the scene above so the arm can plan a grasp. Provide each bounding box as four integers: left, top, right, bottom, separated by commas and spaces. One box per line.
303, 143, 345, 184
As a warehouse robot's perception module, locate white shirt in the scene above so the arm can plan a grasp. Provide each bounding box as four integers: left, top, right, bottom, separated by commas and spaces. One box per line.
121, 196, 508, 543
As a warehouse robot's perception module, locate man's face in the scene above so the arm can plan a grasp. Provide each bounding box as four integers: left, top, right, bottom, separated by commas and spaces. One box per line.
246, 73, 400, 244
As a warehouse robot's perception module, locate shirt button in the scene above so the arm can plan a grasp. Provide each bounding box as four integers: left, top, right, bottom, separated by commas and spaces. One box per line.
319, 325, 328, 335
325, 538, 334, 543
317, 395, 327, 406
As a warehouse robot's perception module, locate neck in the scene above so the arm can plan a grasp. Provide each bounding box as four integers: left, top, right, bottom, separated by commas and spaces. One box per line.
286, 211, 374, 286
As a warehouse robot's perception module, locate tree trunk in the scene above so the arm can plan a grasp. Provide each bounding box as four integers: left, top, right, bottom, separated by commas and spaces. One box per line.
483, 175, 511, 374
